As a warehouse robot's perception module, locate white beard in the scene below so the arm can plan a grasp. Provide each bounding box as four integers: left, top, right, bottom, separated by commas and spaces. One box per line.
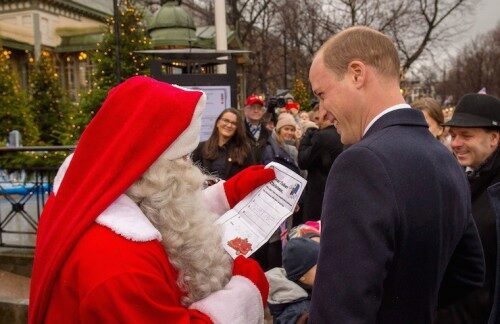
126, 157, 232, 306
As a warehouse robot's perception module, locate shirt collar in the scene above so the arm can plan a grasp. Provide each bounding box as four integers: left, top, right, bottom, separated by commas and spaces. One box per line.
363, 103, 411, 136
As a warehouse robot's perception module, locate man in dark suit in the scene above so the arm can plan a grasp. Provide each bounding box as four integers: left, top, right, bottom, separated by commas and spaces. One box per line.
308, 26, 485, 323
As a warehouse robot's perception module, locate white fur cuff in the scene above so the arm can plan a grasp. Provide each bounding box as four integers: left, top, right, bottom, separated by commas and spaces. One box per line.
202, 181, 231, 216
189, 275, 264, 324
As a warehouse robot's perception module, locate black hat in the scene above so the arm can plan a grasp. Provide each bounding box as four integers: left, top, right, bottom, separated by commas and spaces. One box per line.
282, 237, 319, 282
443, 94, 500, 128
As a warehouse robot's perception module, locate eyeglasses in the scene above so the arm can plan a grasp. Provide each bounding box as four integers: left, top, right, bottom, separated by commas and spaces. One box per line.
245, 105, 265, 111
219, 117, 238, 127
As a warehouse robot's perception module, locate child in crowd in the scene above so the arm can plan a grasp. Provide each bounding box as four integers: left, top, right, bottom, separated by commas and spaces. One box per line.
266, 237, 319, 324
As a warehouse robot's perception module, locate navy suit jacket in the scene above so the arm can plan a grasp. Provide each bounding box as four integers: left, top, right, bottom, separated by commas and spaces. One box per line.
309, 109, 485, 323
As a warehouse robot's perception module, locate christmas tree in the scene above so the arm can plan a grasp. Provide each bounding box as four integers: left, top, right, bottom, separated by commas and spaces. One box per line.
0, 47, 39, 145
77, 0, 152, 134
29, 51, 74, 145
292, 76, 312, 111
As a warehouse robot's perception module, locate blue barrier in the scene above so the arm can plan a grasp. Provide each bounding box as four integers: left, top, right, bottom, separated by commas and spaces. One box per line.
0, 183, 52, 195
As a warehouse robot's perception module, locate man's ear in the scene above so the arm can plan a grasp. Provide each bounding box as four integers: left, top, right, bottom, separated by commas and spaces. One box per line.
348, 60, 365, 88
490, 130, 500, 147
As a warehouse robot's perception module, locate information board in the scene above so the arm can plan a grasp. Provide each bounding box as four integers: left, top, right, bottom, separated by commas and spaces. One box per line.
186, 85, 231, 141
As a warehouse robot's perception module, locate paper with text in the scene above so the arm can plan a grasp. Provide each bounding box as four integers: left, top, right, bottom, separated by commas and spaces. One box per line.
216, 162, 306, 259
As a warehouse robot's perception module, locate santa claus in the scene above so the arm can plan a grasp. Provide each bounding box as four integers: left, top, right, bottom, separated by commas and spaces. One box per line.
29, 76, 275, 323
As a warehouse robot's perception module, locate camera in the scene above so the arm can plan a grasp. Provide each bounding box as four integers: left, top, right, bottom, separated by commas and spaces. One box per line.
266, 97, 286, 124
266, 97, 286, 112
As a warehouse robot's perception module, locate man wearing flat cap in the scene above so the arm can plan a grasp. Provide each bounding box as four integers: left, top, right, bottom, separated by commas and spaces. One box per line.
437, 93, 500, 323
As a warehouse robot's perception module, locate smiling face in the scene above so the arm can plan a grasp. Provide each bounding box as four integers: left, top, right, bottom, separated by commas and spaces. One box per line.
278, 125, 296, 142
309, 52, 363, 145
449, 127, 499, 169
244, 104, 265, 124
217, 112, 238, 140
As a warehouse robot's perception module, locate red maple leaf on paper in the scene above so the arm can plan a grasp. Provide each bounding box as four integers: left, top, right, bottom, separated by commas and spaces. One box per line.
227, 237, 253, 256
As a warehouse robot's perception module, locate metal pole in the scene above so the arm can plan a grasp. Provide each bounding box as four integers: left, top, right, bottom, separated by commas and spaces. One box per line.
33, 13, 41, 61
113, 0, 122, 83
215, 0, 228, 74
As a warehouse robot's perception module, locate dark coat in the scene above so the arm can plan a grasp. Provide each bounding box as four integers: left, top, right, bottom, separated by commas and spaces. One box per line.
487, 182, 500, 324
191, 140, 254, 180
245, 121, 271, 164
309, 109, 485, 323
261, 135, 301, 175
436, 149, 500, 323
298, 125, 343, 221
269, 299, 311, 324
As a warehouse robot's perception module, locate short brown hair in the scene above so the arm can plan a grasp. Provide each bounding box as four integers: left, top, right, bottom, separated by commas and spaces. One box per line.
322, 26, 400, 79
412, 97, 444, 125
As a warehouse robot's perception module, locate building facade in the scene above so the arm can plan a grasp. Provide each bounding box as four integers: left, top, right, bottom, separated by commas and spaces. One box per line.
0, 0, 247, 102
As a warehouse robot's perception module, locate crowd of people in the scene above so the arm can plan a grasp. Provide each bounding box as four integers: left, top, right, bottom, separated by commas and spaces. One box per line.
28, 25, 500, 324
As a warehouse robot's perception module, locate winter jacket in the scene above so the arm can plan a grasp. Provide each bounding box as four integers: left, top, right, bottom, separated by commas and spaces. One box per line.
266, 267, 310, 324
245, 121, 271, 164
192, 140, 254, 180
261, 133, 301, 176
436, 148, 500, 323
298, 125, 343, 221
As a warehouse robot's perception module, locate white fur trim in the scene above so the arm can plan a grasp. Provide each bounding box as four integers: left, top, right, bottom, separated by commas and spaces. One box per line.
52, 154, 161, 242
202, 181, 231, 216
189, 275, 264, 324
162, 87, 206, 160
96, 195, 162, 242
53, 153, 74, 195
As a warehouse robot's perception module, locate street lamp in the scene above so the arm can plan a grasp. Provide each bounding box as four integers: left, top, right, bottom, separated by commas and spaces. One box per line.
113, 0, 122, 83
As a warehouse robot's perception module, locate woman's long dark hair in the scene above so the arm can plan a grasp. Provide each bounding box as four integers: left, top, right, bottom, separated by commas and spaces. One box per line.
202, 108, 252, 165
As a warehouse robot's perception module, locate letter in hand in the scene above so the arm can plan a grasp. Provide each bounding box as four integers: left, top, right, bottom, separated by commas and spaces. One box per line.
232, 255, 269, 307
223, 165, 276, 208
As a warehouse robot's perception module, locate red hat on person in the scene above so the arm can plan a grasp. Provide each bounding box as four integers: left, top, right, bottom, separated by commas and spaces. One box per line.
285, 102, 300, 111
245, 94, 264, 107
29, 76, 206, 323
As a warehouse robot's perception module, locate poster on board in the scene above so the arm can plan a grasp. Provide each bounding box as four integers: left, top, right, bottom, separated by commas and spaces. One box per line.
185, 85, 231, 141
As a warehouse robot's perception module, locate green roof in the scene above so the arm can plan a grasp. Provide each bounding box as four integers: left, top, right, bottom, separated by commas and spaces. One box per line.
70, 0, 113, 16
148, 1, 196, 32
54, 32, 104, 52
1, 38, 33, 51
147, 1, 197, 48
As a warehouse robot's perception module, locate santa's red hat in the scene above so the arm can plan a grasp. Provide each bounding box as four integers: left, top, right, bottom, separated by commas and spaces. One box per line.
29, 76, 206, 323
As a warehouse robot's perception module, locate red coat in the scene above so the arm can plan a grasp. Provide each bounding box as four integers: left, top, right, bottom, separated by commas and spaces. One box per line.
41, 182, 263, 324
45, 224, 212, 323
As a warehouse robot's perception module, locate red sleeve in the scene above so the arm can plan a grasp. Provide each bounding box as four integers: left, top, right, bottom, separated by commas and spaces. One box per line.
79, 271, 213, 324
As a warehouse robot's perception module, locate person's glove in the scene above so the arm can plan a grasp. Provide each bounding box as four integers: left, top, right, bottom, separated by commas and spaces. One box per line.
232, 255, 269, 307
223, 165, 276, 208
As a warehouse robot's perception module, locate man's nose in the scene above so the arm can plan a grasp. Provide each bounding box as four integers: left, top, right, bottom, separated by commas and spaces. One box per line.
451, 136, 462, 148
318, 103, 327, 119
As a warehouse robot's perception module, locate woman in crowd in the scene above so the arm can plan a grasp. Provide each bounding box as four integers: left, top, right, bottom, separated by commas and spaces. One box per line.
192, 108, 254, 180
262, 113, 301, 175
413, 97, 452, 150
258, 114, 303, 271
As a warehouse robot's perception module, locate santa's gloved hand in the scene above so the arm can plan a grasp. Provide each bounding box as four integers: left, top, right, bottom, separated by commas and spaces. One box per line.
232, 255, 269, 307
223, 165, 275, 208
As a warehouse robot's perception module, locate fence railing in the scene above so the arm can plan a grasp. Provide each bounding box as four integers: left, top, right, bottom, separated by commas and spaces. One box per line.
0, 146, 75, 248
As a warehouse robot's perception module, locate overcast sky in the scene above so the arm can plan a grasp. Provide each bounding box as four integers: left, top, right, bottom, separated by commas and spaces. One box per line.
453, 0, 499, 50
